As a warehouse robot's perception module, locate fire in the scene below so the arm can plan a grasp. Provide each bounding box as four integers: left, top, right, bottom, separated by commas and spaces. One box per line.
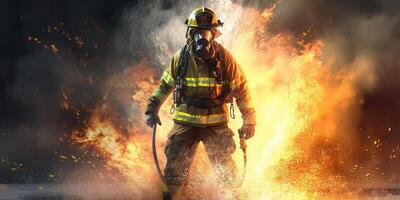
72, 111, 158, 194
70, 1, 375, 199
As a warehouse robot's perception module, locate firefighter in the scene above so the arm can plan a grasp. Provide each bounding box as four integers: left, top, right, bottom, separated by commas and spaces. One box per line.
145, 7, 256, 199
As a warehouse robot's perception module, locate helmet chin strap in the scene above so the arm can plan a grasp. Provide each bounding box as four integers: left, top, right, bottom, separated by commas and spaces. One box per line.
185, 27, 190, 38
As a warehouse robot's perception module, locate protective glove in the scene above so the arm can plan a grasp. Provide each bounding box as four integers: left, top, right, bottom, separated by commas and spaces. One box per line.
145, 97, 162, 128
145, 112, 161, 128
238, 124, 255, 140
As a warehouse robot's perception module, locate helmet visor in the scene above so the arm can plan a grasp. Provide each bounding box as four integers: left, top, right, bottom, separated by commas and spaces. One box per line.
196, 13, 213, 26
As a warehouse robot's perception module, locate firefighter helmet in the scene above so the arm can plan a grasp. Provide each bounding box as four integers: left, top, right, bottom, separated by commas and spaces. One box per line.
185, 7, 223, 38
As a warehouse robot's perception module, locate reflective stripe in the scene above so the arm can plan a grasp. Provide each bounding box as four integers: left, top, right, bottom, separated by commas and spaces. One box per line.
184, 77, 222, 87
151, 88, 168, 102
173, 111, 227, 125
186, 77, 215, 81
161, 71, 175, 87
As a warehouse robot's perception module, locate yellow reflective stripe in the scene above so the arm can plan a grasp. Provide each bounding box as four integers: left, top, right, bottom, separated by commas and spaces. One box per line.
184, 77, 222, 87
185, 83, 222, 87
161, 71, 175, 87
151, 88, 168, 102
186, 77, 214, 81
173, 111, 227, 124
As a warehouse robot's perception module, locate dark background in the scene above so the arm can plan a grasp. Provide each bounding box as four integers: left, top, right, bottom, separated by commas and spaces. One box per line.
0, 0, 141, 183
0, 0, 399, 184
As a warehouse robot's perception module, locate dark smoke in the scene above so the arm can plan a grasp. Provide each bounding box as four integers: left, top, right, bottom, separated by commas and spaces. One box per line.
0, 0, 399, 187
0, 0, 139, 183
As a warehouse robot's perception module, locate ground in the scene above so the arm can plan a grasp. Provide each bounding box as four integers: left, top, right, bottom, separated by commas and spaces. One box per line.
1, 184, 400, 200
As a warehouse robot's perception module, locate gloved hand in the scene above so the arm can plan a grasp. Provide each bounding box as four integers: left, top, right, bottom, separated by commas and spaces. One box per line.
145, 97, 162, 128
238, 124, 255, 140
145, 112, 161, 128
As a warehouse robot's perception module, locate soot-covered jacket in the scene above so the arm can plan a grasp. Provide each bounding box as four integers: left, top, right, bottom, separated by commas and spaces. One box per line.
146, 41, 256, 127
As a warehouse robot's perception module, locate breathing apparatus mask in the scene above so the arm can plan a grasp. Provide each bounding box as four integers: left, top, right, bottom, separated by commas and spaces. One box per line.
192, 29, 214, 59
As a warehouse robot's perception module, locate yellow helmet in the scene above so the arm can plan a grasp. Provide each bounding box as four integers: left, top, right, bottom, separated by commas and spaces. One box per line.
185, 7, 223, 30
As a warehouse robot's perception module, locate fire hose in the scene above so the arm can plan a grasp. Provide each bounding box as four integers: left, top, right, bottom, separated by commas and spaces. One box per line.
152, 124, 166, 184
151, 124, 248, 188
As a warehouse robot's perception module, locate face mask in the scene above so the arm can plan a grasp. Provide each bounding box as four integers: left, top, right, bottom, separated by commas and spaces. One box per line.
193, 29, 213, 59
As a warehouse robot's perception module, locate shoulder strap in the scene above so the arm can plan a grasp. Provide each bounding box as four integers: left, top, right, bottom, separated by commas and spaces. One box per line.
173, 45, 189, 106
177, 44, 189, 81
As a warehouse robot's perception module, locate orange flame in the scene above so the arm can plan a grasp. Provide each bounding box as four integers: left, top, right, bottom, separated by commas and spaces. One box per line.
71, 2, 375, 199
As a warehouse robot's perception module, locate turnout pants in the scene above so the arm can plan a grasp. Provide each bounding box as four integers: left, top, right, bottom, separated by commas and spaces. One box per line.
164, 123, 238, 196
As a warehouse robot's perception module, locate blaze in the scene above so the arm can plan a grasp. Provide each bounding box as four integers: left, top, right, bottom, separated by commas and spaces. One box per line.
71, 1, 374, 199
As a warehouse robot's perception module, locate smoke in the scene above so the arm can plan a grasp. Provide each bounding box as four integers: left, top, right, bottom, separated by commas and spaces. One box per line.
1, 0, 400, 195
119, 0, 400, 189
82, 0, 400, 197
268, 0, 400, 185
0, 0, 140, 183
